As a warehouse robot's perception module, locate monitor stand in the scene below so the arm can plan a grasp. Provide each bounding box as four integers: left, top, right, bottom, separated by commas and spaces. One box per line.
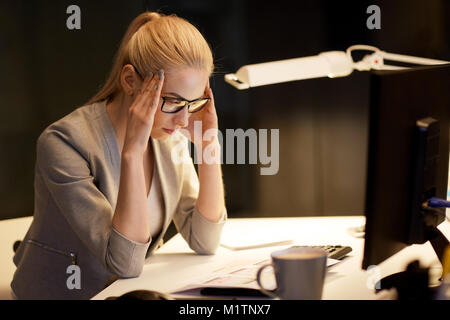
375, 226, 449, 300
427, 227, 450, 266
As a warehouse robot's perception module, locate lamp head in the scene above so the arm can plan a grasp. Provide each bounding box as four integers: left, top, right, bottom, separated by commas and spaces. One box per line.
225, 51, 353, 90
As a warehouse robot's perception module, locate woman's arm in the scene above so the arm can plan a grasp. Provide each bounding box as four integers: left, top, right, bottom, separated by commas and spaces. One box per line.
112, 70, 165, 244
172, 134, 227, 255
196, 137, 226, 223
36, 128, 151, 278
181, 83, 226, 222
173, 82, 227, 254
112, 151, 150, 244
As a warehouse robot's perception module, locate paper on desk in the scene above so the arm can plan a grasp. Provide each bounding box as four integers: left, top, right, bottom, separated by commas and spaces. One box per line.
219, 227, 295, 250
171, 257, 340, 296
220, 239, 295, 250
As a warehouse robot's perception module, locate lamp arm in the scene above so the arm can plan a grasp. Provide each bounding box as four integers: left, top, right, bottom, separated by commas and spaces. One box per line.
381, 51, 448, 66
347, 45, 448, 71
225, 45, 449, 89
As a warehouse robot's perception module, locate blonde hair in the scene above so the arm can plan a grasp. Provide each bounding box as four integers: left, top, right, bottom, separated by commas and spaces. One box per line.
87, 12, 214, 105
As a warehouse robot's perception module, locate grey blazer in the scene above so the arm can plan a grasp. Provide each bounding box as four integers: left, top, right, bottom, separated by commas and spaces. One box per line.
11, 100, 227, 300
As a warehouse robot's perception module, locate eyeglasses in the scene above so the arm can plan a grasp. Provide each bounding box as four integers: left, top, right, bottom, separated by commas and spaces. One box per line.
161, 96, 210, 114
129, 64, 210, 114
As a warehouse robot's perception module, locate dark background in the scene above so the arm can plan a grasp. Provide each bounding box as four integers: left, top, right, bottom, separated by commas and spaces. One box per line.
0, 1, 449, 230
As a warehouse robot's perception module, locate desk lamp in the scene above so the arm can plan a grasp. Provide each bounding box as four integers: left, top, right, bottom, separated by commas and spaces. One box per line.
225, 45, 450, 299
224, 44, 449, 211
225, 44, 450, 231
224, 44, 448, 90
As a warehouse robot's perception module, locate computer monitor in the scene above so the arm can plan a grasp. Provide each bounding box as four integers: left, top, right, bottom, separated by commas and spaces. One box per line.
362, 64, 450, 270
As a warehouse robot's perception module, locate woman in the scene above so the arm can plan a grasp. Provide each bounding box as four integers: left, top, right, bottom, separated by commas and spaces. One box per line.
11, 11, 227, 300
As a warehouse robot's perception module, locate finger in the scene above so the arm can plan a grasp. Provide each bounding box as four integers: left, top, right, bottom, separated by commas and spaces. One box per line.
204, 80, 211, 95
146, 70, 165, 114
134, 72, 154, 104
137, 72, 158, 102
154, 69, 165, 93
142, 72, 156, 94
206, 87, 217, 112
206, 87, 215, 103
148, 70, 164, 104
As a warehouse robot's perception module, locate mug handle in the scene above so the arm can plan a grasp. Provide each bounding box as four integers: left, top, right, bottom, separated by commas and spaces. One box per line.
256, 264, 278, 299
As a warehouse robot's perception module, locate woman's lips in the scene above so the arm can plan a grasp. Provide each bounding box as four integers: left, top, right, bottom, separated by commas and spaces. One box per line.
162, 128, 175, 135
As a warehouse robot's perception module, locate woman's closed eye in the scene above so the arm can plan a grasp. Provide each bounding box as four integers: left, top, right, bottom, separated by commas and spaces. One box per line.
164, 97, 184, 103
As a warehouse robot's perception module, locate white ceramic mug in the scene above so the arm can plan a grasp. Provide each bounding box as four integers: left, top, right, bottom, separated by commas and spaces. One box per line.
256, 247, 328, 300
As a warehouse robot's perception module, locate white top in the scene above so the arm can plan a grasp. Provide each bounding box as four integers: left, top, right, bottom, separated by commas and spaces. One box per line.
148, 161, 164, 238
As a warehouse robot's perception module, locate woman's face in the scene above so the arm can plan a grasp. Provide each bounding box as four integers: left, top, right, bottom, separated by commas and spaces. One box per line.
149, 67, 209, 140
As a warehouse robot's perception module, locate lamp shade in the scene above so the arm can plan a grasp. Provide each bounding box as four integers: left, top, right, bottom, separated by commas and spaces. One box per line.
225, 51, 353, 89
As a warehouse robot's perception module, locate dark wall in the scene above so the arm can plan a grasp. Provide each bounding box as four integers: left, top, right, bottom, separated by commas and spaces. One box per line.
0, 0, 449, 220
245, 0, 449, 217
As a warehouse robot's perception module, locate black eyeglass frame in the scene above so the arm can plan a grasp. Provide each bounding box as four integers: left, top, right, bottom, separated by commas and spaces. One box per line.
161, 97, 211, 114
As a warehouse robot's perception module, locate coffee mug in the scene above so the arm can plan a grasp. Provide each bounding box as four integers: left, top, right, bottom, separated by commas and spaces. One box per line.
256, 247, 328, 300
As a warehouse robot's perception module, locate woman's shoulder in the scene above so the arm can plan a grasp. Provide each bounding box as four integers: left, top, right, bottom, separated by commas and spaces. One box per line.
37, 102, 105, 155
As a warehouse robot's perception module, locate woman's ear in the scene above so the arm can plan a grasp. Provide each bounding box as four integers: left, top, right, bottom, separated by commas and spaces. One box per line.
120, 64, 141, 96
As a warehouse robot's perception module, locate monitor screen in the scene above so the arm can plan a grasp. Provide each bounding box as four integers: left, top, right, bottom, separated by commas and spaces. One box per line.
362, 64, 450, 270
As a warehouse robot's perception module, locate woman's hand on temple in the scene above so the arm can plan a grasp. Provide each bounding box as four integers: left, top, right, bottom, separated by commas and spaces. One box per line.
183, 80, 219, 148
122, 70, 164, 156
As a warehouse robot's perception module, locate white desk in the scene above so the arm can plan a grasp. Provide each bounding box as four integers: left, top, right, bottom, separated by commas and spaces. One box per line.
93, 216, 450, 300
0, 216, 33, 300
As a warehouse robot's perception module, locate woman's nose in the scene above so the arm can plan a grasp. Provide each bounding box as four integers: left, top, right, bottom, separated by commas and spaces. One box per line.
174, 107, 189, 128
